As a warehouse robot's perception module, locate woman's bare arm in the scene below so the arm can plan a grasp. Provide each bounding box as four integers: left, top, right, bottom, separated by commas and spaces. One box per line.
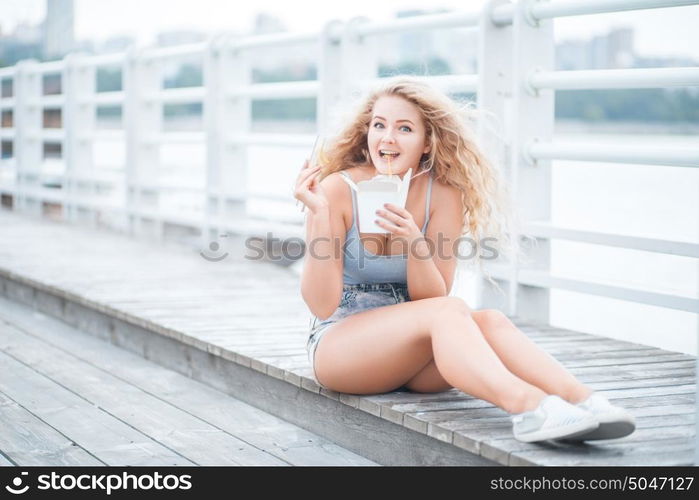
300, 174, 348, 319
407, 182, 464, 300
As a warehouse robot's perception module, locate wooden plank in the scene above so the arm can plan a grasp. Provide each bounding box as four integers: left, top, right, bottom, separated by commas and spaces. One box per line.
0, 391, 103, 466
455, 421, 695, 463
0, 322, 287, 466
509, 432, 696, 466
560, 352, 692, 368
401, 391, 696, 417
410, 405, 694, 435
0, 355, 192, 466
0, 300, 375, 466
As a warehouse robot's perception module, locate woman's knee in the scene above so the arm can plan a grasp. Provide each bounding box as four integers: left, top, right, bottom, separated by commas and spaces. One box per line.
437, 296, 472, 316
472, 308, 511, 332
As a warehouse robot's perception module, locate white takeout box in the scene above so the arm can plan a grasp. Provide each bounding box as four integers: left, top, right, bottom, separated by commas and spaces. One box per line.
353, 168, 412, 234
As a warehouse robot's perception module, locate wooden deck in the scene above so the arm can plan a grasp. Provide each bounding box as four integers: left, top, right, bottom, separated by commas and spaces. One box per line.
0, 209, 695, 465
0, 297, 376, 466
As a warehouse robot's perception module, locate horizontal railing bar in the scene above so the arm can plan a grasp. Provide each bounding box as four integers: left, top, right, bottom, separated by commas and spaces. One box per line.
524, 222, 699, 258
124, 208, 305, 240
527, 140, 699, 167
18, 188, 65, 203
70, 197, 124, 211
130, 181, 205, 192
38, 95, 66, 107
145, 87, 206, 104
34, 60, 65, 74
488, 265, 699, 313
0, 98, 16, 107
144, 132, 206, 144
32, 129, 66, 141
229, 80, 320, 99
247, 191, 298, 203
215, 215, 304, 240
88, 91, 125, 106
79, 130, 126, 142
227, 133, 316, 147
76, 53, 126, 68
491, 2, 516, 26
356, 11, 481, 36
531, 0, 699, 20
139, 42, 208, 62
529, 67, 699, 90
0, 129, 15, 138
231, 30, 321, 50
69, 175, 122, 186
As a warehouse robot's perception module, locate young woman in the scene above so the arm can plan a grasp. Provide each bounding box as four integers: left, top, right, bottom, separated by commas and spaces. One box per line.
293, 78, 635, 443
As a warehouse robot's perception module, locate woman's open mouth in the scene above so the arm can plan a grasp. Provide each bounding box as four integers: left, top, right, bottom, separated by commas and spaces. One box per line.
378, 149, 400, 161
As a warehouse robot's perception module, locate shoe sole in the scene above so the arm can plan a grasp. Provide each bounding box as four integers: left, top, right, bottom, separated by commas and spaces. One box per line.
562, 419, 636, 441
514, 418, 599, 443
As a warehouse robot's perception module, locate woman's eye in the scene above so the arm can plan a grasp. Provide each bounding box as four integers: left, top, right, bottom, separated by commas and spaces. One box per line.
372, 122, 411, 132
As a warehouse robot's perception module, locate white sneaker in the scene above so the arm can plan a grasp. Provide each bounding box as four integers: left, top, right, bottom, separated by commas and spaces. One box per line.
568, 392, 636, 440
511, 395, 599, 443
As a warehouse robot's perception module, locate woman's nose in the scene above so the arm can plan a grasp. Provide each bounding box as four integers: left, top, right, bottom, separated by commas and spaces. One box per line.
381, 128, 396, 142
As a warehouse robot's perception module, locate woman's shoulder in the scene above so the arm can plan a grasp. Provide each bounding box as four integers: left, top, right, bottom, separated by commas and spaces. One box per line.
334, 166, 373, 182
318, 169, 356, 231
431, 176, 463, 212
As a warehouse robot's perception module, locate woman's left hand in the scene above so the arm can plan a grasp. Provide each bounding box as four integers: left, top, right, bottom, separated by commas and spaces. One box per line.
375, 203, 424, 245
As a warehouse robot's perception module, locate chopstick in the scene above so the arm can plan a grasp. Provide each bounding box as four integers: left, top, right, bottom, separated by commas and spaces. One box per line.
296, 135, 322, 213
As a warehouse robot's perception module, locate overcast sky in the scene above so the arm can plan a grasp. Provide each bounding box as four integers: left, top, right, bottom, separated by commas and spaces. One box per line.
2, 0, 698, 59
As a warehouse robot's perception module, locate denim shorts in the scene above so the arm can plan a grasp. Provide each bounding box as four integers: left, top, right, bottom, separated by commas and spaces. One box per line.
305, 282, 411, 390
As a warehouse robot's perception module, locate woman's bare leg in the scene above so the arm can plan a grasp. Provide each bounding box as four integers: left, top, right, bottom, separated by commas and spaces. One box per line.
471, 309, 593, 404
314, 296, 548, 414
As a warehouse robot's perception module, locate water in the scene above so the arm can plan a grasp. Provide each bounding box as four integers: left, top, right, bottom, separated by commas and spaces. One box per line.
38, 128, 699, 355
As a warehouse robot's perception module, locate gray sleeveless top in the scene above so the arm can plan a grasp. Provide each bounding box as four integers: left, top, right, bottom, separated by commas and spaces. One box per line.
340, 170, 434, 285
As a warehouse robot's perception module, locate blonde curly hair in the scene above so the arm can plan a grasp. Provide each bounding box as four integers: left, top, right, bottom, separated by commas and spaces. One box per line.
319, 77, 519, 283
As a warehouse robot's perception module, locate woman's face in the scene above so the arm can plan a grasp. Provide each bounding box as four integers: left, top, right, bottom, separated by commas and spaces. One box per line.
367, 95, 430, 176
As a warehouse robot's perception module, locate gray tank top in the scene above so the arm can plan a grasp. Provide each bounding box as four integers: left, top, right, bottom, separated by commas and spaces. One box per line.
340, 170, 433, 285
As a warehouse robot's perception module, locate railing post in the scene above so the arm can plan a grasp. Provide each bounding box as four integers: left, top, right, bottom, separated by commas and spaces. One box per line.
476, 0, 515, 312
63, 53, 96, 225
506, 0, 554, 322
123, 47, 163, 240
341, 18, 379, 110
204, 34, 249, 245
13, 59, 42, 217
202, 34, 235, 247
317, 21, 344, 136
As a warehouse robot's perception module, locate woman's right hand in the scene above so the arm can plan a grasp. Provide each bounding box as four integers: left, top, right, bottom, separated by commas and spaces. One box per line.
294, 159, 329, 213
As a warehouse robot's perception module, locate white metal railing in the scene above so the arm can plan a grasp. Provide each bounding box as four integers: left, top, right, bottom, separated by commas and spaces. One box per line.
0, 0, 698, 461
525, 140, 699, 167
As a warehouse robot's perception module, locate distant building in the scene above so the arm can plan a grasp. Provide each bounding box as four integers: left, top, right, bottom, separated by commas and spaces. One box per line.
607, 28, 634, 67
250, 13, 291, 72
0, 22, 42, 67
43, 0, 74, 60
556, 40, 589, 70
254, 13, 286, 35
557, 27, 637, 70
381, 9, 476, 75
14, 22, 43, 44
